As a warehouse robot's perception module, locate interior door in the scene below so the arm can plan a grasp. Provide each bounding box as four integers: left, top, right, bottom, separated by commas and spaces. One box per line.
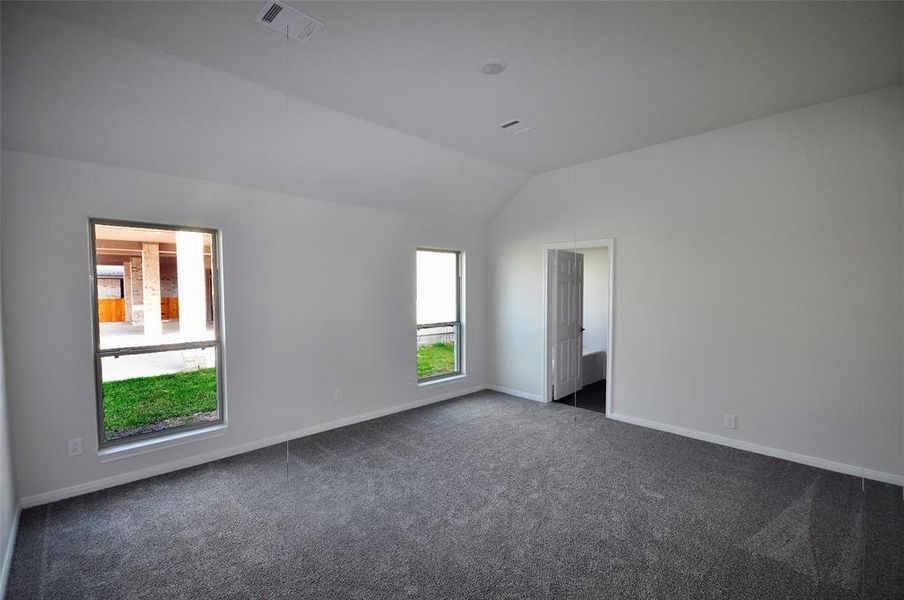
549, 249, 584, 400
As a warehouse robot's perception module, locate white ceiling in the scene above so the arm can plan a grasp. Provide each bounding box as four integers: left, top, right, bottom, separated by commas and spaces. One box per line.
2, 3, 529, 223
3, 2, 901, 224
29, 1, 904, 174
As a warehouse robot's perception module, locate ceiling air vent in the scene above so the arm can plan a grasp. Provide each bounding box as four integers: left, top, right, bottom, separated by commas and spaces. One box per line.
499, 119, 532, 135
261, 4, 283, 23
256, 1, 323, 42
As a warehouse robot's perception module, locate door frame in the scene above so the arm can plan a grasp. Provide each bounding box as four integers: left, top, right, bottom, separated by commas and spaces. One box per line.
542, 239, 615, 417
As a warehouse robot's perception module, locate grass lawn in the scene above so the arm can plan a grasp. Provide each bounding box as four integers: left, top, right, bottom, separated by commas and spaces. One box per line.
417, 342, 456, 379
102, 368, 217, 438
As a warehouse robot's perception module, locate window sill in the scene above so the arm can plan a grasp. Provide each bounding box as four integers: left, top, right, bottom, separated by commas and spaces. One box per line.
98, 424, 228, 462
417, 373, 467, 388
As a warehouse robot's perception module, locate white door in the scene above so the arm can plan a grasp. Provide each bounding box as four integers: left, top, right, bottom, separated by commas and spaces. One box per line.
549, 249, 584, 400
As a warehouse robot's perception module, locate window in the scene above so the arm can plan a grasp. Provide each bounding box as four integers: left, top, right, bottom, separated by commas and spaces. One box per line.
416, 249, 462, 381
90, 220, 223, 447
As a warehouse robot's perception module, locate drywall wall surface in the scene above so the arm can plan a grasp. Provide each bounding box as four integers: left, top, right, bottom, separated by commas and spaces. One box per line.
2, 150, 488, 500
0, 166, 15, 600
489, 87, 904, 478
0, 3, 20, 588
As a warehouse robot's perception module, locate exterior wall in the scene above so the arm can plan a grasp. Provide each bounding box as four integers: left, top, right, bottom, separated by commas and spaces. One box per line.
161, 262, 177, 298
96, 277, 122, 299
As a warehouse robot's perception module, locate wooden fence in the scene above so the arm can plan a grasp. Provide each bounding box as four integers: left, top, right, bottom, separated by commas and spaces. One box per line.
97, 297, 179, 323
97, 298, 126, 323
161, 297, 180, 320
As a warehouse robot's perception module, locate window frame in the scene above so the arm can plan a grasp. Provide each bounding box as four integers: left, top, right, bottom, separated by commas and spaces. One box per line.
88, 217, 225, 449
415, 247, 463, 383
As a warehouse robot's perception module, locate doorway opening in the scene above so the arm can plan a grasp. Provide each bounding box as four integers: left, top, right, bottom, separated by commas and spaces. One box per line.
543, 240, 613, 416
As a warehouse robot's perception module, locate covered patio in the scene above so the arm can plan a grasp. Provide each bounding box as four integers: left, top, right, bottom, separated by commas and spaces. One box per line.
95, 224, 218, 381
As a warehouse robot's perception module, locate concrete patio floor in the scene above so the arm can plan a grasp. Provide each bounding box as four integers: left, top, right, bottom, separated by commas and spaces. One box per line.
100, 320, 216, 381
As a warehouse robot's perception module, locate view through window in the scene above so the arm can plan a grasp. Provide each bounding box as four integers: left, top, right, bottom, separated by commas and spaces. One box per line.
91, 221, 222, 445
416, 249, 461, 381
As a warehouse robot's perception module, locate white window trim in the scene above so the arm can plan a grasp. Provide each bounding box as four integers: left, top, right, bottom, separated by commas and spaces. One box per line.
98, 423, 228, 462
416, 248, 465, 382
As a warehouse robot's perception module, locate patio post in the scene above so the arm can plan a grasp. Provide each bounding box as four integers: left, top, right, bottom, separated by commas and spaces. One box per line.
141, 242, 163, 339
129, 257, 143, 323
122, 259, 133, 322
176, 231, 207, 339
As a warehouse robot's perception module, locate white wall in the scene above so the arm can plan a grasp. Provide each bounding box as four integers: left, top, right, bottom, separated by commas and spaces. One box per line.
0, 1, 901, 516
0, 3, 19, 593
580, 247, 609, 354
489, 87, 904, 480
2, 150, 487, 502
0, 183, 15, 600
0, 169, 15, 600
0, 3, 506, 505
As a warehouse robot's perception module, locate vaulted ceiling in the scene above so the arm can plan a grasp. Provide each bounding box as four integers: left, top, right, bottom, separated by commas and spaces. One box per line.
3, 1, 902, 222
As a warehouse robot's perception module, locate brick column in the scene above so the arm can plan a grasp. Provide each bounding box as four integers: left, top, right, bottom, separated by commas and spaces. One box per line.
129, 257, 144, 324
141, 243, 163, 338
122, 260, 133, 322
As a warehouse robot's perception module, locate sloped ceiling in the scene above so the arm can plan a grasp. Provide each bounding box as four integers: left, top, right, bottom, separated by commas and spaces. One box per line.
1, 3, 529, 223
3, 1, 902, 222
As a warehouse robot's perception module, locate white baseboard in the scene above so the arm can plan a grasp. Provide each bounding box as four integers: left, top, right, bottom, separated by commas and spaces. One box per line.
20, 385, 483, 508
608, 412, 904, 486
0, 503, 21, 600
22, 387, 898, 509
485, 384, 545, 403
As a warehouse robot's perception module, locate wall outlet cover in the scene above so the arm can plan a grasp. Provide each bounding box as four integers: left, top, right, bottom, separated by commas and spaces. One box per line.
68, 438, 83, 456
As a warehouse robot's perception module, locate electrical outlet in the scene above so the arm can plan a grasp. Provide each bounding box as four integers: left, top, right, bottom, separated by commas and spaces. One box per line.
724, 414, 737, 430
333, 387, 343, 401
68, 438, 83, 456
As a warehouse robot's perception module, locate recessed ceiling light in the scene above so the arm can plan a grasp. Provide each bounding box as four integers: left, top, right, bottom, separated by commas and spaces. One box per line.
480, 60, 506, 75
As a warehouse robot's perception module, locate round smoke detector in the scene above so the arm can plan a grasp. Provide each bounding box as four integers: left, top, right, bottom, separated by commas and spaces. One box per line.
480, 60, 506, 75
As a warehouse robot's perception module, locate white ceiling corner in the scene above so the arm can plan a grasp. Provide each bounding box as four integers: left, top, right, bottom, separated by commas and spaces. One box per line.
3, 1, 901, 221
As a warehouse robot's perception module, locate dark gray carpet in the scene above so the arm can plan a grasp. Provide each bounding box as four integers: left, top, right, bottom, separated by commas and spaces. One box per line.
6, 390, 903, 599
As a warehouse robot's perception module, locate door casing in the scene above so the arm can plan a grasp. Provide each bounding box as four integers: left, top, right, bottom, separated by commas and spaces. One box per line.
542, 239, 614, 416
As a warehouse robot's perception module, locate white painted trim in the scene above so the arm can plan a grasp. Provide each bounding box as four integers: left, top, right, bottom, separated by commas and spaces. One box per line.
417, 374, 467, 389
0, 503, 21, 600
543, 239, 613, 251
485, 384, 544, 402
605, 241, 615, 418
608, 411, 904, 486
542, 239, 615, 418
20, 385, 483, 508
98, 424, 228, 463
